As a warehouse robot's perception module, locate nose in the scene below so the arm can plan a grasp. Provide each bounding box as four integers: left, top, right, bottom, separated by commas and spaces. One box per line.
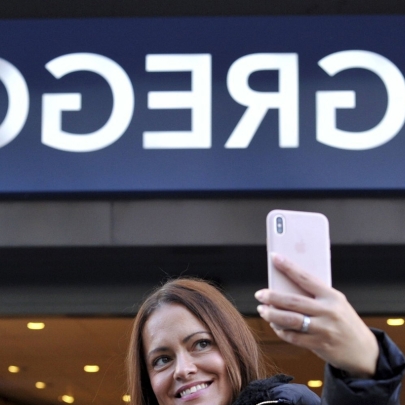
173, 352, 197, 380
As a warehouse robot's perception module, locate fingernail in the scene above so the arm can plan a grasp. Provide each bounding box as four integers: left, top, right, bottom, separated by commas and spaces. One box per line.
271, 252, 285, 264
257, 305, 265, 314
255, 290, 264, 300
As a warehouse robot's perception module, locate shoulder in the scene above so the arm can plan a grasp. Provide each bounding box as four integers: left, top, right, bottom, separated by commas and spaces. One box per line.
232, 374, 321, 405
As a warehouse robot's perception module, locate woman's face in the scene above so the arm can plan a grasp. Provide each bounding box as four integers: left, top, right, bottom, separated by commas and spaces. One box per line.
142, 303, 233, 405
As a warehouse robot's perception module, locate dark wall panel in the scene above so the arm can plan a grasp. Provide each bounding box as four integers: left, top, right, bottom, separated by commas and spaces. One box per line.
0, 245, 403, 316
1, 0, 405, 18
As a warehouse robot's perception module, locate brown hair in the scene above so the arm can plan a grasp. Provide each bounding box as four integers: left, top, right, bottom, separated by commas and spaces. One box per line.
127, 278, 268, 405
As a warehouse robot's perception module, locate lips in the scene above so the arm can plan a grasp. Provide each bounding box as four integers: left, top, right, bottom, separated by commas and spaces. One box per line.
176, 382, 211, 398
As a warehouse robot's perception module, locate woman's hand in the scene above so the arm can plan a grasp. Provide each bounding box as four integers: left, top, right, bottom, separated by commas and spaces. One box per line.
255, 253, 379, 378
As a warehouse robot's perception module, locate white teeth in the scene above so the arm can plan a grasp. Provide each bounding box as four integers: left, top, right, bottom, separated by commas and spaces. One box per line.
179, 383, 208, 398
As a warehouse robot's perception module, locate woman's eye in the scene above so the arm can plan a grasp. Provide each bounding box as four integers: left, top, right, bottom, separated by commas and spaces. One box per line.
196, 339, 212, 350
153, 356, 170, 367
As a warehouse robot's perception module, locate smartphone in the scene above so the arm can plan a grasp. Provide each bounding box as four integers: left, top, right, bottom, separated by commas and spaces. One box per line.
266, 209, 331, 296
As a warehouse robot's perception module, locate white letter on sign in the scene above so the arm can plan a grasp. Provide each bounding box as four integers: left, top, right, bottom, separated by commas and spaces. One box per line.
143, 54, 212, 149
317, 50, 405, 150
42, 53, 134, 152
225, 53, 299, 148
0, 58, 29, 148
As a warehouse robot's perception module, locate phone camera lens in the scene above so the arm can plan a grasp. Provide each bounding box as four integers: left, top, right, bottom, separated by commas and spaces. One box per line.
276, 216, 284, 234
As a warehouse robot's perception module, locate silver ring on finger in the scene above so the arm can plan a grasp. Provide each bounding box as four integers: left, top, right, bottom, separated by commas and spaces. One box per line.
300, 315, 311, 333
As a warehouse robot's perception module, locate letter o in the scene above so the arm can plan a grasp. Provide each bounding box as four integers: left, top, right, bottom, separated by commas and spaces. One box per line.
0, 58, 29, 148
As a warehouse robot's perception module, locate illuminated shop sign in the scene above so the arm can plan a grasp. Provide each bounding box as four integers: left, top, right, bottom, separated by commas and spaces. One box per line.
0, 16, 404, 192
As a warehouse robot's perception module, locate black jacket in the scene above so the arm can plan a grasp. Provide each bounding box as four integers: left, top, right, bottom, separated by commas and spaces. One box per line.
232, 329, 405, 405
232, 374, 320, 405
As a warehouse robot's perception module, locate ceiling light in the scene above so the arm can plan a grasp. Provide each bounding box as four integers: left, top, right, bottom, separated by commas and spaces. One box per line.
27, 322, 45, 330
61, 395, 74, 404
307, 380, 323, 388
8, 365, 20, 373
35, 382, 46, 389
387, 318, 405, 326
84, 365, 99, 373
122, 395, 131, 403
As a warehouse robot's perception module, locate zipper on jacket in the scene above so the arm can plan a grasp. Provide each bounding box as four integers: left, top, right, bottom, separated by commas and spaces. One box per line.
256, 400, 293, 405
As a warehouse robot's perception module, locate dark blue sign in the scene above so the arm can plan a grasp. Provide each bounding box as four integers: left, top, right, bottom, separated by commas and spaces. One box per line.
1, 16, 405, 193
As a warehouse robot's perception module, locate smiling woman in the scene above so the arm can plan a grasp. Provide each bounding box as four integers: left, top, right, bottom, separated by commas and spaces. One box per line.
127, 255, 405, 405
128, 277, 269, 405
142, 304, 233, 405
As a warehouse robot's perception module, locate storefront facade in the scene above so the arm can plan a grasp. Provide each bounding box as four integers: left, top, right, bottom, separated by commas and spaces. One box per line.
1, 3, 405, 404
1, 9, 405, 316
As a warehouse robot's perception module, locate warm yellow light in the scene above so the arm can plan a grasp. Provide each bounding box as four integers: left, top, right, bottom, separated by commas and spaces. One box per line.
27, 322, 45, 330
387, 318, 405, 326
8, 365, 20, 373
122, 395, 131, 403
61, 395, 74, 404
307, 380, 323, 388
35, 382, 46, 389
84, 365, 99, 373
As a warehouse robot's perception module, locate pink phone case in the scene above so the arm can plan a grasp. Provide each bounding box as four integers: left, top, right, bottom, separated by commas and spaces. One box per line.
266, 209, 331, 296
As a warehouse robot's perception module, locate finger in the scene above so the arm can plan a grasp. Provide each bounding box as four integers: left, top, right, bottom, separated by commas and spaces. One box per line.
270, 307, 307, 331
273, 328, 315, 348
271, 252, 330, 298
259, 305, 315, 332
255, 289, 323, 316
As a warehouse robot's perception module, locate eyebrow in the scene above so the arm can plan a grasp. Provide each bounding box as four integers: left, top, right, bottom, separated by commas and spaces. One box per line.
146, 331, 211, 359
